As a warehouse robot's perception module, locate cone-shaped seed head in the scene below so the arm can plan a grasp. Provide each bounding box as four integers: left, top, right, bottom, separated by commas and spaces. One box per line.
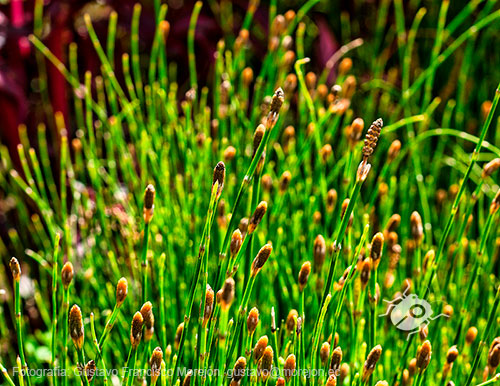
247, 307, 259, 335
248, 201, 268, 234
298, 261, 312, 291
221, 278, 235, 311
362, 345, 382, 382
253, 335, 268, 362
130, 311, 144, 349
116, 277, 128, 308
69, 304, 84, 350
61, 262, 74, 289
9, 257, 21, 282
251, 244, 273, 276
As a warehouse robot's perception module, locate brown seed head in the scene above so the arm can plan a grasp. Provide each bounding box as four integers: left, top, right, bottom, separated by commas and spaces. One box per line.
416, 340, 432, 371
213, 162, 226, 199
140, 302, 154, 341
232, 357, 247, 383
239, 217, 249, 236
259, 346, 274, 381
269, 88, 285, 119
9, 257, 21, 282
130, 311, 144, 349
360, 259, 371, 290
305, 72, 317, 91
326, 375, 337, 386
298, 261, 312, 291
370, 232, 384, 269
230, 229, 243, 258
85, 360, 96, 382
482, 158, 500, 178
261, 174, 273, 191
144, 184, 155, 210
330, 346, 343, 374
443, 304, 453, 318
489, 344, 500, 369
343, 75, 356, 99
408, 358, 417, 376
490, 189, 500, 214
317, 84, 329, 100
350, 118, 364, 144
69, 304, 84, 350
284, 354, 296, 381
327, 189, 337, 212
143, 184, 156, 223
339, 57, 353, 75
203, 285, 215, 327
320, 342, 330, 365
249, 201, 268, 234
175, 323, 184, 350
446, 346, 459, 364
244, 306, 259, 336
387, 140, 401, 162
314, 235, 327, 271
286, 309, 298, 333
320, 144, 333, 163
340, 363, 349, 380
386, 214, 401, 233
362, 345, 382, 382
116, 277, 128, 308
221, 278, 235, 311
280, 171, 292, 192
362, 118, 383, 160
341, 199, 353, 228
284, 74, 297, 93
253, 124, 266, 157
183, 370, 193, 386
253, 335, 268, 362
466, 326, 478, 345
410, 211, 424, 243
251, 244, 273, 277
61, 262, 74, 290
224, 146, 237, 161
243, 67, 254, 86
150, 347, 163, 384
276, 377, 286, 386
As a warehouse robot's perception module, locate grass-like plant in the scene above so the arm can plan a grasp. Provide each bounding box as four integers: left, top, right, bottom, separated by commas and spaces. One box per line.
1, 1, 500, 386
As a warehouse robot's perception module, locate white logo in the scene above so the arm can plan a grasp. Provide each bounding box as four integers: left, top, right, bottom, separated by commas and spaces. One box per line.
379, 288, 448, 340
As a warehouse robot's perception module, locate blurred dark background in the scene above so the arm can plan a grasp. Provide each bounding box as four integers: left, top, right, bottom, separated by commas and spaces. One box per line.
0, 0, 499, 158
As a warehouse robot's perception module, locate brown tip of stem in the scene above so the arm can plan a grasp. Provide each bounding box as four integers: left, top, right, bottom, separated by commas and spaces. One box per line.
253, 335, 268, 362
9, 257, 21, 282
230, 229, 243, 258
284, 354, 296, 381
251, 244, 273, 276
213, 161, 226, 197
298, 261, 312, 291
130, 311, 144, 349
61, 262, 74, 289
231, 357, 247, 383
247, 307, 260, 335
151, 347, 163, 383
69, 304, 84, 350
362, 344, 382, 382
248, 201, 268, 234
221, 278, 235, 311
203, 285, 215, 326
116, 277, 128, 308
416, 340, 432, 371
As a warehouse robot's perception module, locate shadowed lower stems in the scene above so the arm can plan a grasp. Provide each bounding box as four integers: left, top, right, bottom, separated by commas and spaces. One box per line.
173, 181, 221, 381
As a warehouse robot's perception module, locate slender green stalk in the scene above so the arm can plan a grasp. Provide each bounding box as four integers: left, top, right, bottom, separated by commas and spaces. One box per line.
51, 234, 61, 386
